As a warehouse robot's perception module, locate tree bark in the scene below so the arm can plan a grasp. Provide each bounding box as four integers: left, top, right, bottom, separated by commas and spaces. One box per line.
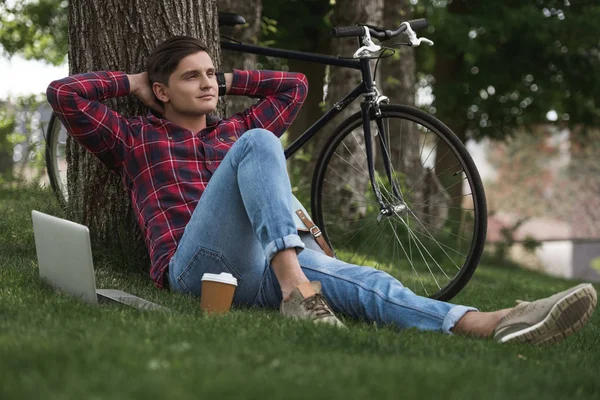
320, 0, 383, 221
0, 150, 12, 180
381, 0, 415, 107
432, 0, 469, 220
379, 0, 427, 221
218, 0, 262, 115
66, 0, 221, 269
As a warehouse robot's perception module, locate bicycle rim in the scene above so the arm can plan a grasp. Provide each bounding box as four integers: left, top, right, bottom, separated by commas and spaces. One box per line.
312, 104, 487, 301
45, 113, 69, 206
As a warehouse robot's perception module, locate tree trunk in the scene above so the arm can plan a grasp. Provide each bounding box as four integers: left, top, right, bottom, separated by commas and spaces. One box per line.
0, 150, 12, 181
218, 0, 262, 115
286, 59, 327, 144
320, 0, 383, 221
379, 0, 429, 218
381, 0, 415, 106
66, 0, 221, 270
432, 0, 469, 221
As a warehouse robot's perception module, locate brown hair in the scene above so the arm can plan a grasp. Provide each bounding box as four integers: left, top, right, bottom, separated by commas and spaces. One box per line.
146, 36, 210, 86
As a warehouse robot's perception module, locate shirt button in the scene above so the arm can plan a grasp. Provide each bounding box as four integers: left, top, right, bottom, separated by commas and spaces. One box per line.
219, 138, 224, 142
207, 161, 212, 164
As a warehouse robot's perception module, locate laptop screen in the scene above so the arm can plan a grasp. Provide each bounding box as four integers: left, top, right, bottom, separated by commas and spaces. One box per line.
31, 210, 99, 304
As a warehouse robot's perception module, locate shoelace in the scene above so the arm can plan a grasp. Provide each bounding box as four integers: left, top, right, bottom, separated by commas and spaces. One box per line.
506, 299, 539, 319
302, 293, 334, 319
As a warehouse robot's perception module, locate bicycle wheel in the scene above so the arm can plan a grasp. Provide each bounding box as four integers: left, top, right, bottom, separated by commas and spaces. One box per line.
311, 104, 487, 301
45, 112, 69, 206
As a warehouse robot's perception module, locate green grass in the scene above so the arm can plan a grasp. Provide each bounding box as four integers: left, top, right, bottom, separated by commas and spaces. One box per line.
1, 185, 600, 400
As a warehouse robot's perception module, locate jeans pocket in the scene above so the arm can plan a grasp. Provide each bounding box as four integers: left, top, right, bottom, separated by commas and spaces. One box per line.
176, 246, 243, 299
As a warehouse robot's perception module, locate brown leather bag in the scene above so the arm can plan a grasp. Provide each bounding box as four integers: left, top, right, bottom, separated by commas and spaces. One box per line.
291, 195, 334, 258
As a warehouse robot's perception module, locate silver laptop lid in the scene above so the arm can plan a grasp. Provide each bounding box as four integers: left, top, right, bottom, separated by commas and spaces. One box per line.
32, 210, 98, 305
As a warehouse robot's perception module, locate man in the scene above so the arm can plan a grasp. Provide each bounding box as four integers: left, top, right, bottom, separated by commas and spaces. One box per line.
47, 36, 597, 344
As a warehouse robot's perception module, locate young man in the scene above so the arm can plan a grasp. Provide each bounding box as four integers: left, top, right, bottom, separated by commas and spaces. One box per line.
47, 36, 597, 344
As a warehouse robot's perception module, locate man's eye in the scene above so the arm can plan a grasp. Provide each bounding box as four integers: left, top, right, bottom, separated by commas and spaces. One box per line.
207, 72, 215, 77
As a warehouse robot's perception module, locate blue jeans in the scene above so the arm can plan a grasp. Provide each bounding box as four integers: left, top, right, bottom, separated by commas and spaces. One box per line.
168, 129, 476, 334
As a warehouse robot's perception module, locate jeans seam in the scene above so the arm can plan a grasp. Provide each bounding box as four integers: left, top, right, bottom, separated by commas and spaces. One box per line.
302, 264, 446, 320
176, 246, 243, 295
250, 264, 272, 307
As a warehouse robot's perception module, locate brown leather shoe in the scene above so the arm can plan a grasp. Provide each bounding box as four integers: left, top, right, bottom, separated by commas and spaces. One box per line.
280, 281, 345, 328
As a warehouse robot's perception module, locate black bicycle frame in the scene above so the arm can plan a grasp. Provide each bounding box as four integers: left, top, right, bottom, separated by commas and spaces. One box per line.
221, 40, 396, 208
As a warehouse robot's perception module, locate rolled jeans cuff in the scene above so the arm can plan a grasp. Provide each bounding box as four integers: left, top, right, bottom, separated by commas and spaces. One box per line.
264, 233, 306, 264
442, 305, 479, 334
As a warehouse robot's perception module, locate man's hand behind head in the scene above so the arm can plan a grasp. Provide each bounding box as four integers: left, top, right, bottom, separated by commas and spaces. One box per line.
128, 72, 165, 115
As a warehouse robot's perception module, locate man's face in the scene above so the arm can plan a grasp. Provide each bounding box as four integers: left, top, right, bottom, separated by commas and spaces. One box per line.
159, 51, 218, 116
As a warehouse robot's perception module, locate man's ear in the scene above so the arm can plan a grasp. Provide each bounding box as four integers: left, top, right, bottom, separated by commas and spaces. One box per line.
152, 82, 170, 103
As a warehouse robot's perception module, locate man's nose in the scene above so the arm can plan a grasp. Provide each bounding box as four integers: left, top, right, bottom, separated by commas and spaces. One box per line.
199, 75, 211, 89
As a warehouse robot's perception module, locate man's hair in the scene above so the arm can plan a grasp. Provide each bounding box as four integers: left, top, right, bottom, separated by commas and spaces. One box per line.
147, 36, 210, 86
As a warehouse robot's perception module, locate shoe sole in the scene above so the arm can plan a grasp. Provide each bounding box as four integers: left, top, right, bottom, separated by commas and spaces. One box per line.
499, 284, 597, 345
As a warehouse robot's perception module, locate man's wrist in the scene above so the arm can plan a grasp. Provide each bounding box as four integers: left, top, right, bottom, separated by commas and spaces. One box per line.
127, 72, 147, 95
216, 72, 227, 97
217, 72, 234, 96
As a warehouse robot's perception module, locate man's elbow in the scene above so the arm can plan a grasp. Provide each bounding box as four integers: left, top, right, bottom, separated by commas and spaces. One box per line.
46, 79, 68, 109
295, 72, 309, 104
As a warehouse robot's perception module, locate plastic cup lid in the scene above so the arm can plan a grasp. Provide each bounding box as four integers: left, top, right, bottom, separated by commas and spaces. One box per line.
201, 272, 238, 286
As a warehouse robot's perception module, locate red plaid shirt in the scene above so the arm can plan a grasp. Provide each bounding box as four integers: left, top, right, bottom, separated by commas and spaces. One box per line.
47, 69, 308, 288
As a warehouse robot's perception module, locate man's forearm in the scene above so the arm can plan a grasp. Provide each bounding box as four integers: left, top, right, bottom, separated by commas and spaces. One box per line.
224, 73, 233, 95
127, 72, 147, 96
224, 69, 308, 137
46, 71, 133, 171
126, 72, 165, 114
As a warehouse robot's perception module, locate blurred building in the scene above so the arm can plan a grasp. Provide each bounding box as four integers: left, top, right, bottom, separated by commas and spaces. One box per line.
471, 125, 600, 281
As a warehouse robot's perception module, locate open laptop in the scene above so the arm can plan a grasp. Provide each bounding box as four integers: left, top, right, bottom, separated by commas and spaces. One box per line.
32, 210, 168, 311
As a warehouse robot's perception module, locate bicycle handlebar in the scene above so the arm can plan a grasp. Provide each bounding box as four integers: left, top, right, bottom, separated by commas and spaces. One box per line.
331, 26, 367, 39
331, 18, 428, 40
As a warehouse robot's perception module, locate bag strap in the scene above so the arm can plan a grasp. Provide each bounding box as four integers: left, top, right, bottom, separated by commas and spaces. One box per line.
295, 209, 334, 257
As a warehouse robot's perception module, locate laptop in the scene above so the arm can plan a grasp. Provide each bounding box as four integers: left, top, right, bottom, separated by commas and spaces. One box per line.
32, 210, 168, 311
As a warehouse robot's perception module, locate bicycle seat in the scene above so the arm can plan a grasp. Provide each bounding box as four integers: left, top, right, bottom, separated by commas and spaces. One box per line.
218, 12, 246, 27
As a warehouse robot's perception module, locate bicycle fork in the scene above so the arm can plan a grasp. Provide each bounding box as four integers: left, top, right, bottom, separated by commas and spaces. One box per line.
361, 102, 407, 221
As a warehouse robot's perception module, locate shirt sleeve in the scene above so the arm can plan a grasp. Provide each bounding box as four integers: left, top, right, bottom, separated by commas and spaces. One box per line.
227, 69, 308, 138
46, 71, 134, 172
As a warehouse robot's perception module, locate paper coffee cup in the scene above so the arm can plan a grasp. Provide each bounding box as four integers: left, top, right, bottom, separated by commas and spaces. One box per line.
200, 272, 238, 314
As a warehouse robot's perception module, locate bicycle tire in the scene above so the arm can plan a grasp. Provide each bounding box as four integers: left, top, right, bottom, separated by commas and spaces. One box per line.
311, 104, 487, 301
45, 112, 68, 207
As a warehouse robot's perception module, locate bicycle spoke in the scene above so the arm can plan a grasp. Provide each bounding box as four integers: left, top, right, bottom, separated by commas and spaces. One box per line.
333, 149, 370, 180
357, 229, 387, 267
377, 118, 405, 200
345, 220, 384, 265
405, 214, 473, 243
396, 217, 449, 284
405, 208, 462, 271
405, 156, 460, 199
316, 108, 485, 300
373, 232, 395, 270
320, 192, 374, 206
411, 192, 474, 212
387, 219, 430, 296
406, 208, 476, 229
398, 219, 468, 258
322, 173, 374, 205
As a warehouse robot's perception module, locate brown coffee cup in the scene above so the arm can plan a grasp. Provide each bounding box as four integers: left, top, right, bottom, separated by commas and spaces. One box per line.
200, 272, 238, 313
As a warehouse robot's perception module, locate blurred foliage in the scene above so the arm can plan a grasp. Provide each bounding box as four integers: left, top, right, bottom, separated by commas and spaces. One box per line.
0, 94, 47, 185
261, 0, 332, 52
2, 0, 599, 141
0, 103, 17, 181
491, 215, 541, 262
0, 0, 68, 65
415, 0, 600, 140
591, 257, 600, 274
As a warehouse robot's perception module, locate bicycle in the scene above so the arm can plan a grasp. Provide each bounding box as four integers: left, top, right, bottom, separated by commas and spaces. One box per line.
45, 12, 487, 301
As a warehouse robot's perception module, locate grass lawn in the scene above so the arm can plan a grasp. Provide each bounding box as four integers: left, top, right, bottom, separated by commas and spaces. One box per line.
1, 186, 599, 400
